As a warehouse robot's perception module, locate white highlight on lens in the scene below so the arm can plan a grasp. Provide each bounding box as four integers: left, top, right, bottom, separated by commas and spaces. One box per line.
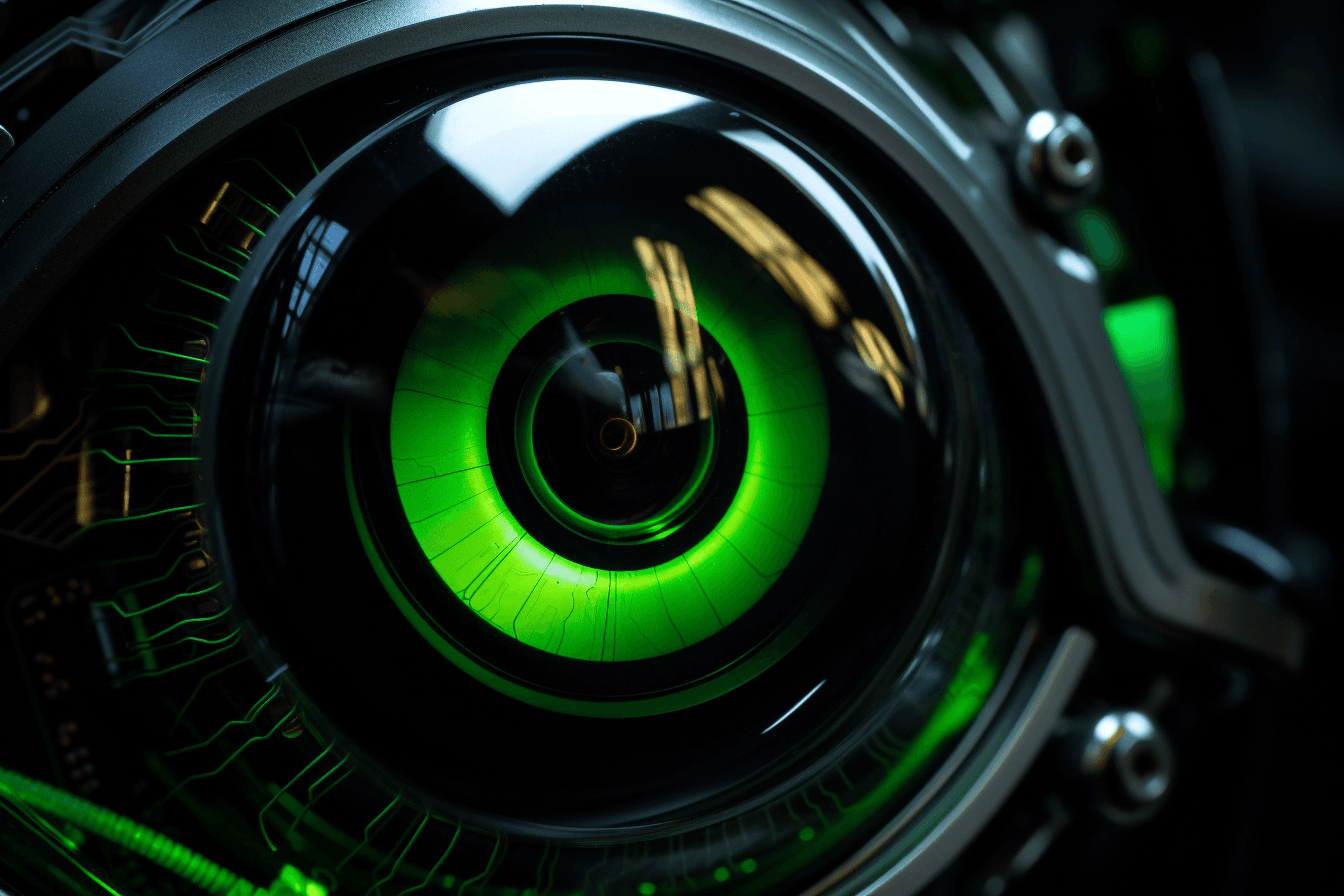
425, 79, 703, 214
721, 128, 924, 365
762, 679, 827, 734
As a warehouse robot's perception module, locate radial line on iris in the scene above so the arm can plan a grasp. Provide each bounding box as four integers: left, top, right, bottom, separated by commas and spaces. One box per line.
426, 507, 508, 562
717, 533, 777, 580
511, 552, 558, 639
392, 387, 489, 409
395, 462, 491, 489
653, 566, 689, 648
746, 401, 827, 417
460, 531, 526, 600
402, 348, 494, 381
683, 556, 726, 628
704, 267, 769, 333
406, 483, 499, 525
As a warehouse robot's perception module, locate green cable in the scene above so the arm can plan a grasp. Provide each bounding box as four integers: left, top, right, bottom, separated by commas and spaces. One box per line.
0, 765, 326, 896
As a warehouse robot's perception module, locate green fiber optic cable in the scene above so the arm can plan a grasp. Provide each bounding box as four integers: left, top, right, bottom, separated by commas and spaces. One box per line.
389, 224, 828, 663
0, 764, 330, 896
1, 791, 124, 896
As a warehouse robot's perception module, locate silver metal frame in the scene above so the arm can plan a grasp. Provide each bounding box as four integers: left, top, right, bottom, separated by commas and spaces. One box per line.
0, 0, 1306, 888
847, 627, 1096, 896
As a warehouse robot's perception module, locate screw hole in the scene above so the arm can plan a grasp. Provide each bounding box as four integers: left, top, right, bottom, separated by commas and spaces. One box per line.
1061, 135, 1087, 166
1129, 744, 1158, 781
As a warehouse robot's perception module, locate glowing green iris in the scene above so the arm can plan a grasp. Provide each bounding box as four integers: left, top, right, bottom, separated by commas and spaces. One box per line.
389, 225, 827, 663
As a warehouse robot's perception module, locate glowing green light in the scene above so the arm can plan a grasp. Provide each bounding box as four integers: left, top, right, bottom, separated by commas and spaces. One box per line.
1075, 208, 1126, 273
0, 763, 260, 895
713, 866, 731, 882
269, 864, 327, 896
1103, 295, 1183, 493
389, 226, 827, 662
798, 826, 815, 842
1, 792, 127, 896
62, 821, 87, 848
639, 883, 657, 895
1012, 551, 1044, 612
739, 858, 758, 874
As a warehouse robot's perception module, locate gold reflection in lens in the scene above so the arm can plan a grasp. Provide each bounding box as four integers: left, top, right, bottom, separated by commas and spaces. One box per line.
689, 186, 917, 413
686, 186, 852, 329
659, 241, 714, 421
852, 318, 907, 411
635, 236, 719, 428
706, 356, 727, 406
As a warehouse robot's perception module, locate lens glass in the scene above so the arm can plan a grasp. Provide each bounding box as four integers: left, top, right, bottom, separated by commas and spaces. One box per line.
209, 73, 1009, 846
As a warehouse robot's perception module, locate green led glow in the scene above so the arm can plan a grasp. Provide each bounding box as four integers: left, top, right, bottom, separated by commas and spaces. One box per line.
351, 425, 822, 716
713, 867, 730, 882
0, 791, 126, 896
1075, 208, 1126, 273
389, 228, 827, 663
1012, 551, 1044, 611
0, 764, 260, 895
639, 883, 657, 895
1103, 295, 1184, 493
797, 827, 815, 842
269, 864, 328, 896
739, 859, 758, 874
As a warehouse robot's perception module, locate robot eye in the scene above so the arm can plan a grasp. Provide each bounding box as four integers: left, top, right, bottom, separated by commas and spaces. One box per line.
2, 33, 1046, 896
204, 75, 1015, 850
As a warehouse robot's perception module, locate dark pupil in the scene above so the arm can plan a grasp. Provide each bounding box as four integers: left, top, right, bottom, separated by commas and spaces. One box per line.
532, 341, 714, 527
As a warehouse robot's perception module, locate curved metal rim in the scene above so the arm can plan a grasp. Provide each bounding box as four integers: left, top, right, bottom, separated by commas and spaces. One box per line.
857, 626, 1096, 896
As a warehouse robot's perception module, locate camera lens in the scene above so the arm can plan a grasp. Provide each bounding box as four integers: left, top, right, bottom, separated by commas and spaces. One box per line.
200, 67, 1018, 889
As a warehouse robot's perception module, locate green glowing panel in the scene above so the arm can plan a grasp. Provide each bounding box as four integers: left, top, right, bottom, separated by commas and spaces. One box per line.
1075, 207, 1126, 273
1103, 295, 1184, 493
389, 225, 828, 662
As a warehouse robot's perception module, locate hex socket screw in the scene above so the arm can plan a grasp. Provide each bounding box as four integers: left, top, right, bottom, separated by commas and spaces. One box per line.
1015, 110, 1103, 211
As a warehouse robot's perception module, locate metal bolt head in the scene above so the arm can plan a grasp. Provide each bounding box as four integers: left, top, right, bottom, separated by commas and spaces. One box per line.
1077, 709, 1173, 824
1016, 110, 1102, 211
